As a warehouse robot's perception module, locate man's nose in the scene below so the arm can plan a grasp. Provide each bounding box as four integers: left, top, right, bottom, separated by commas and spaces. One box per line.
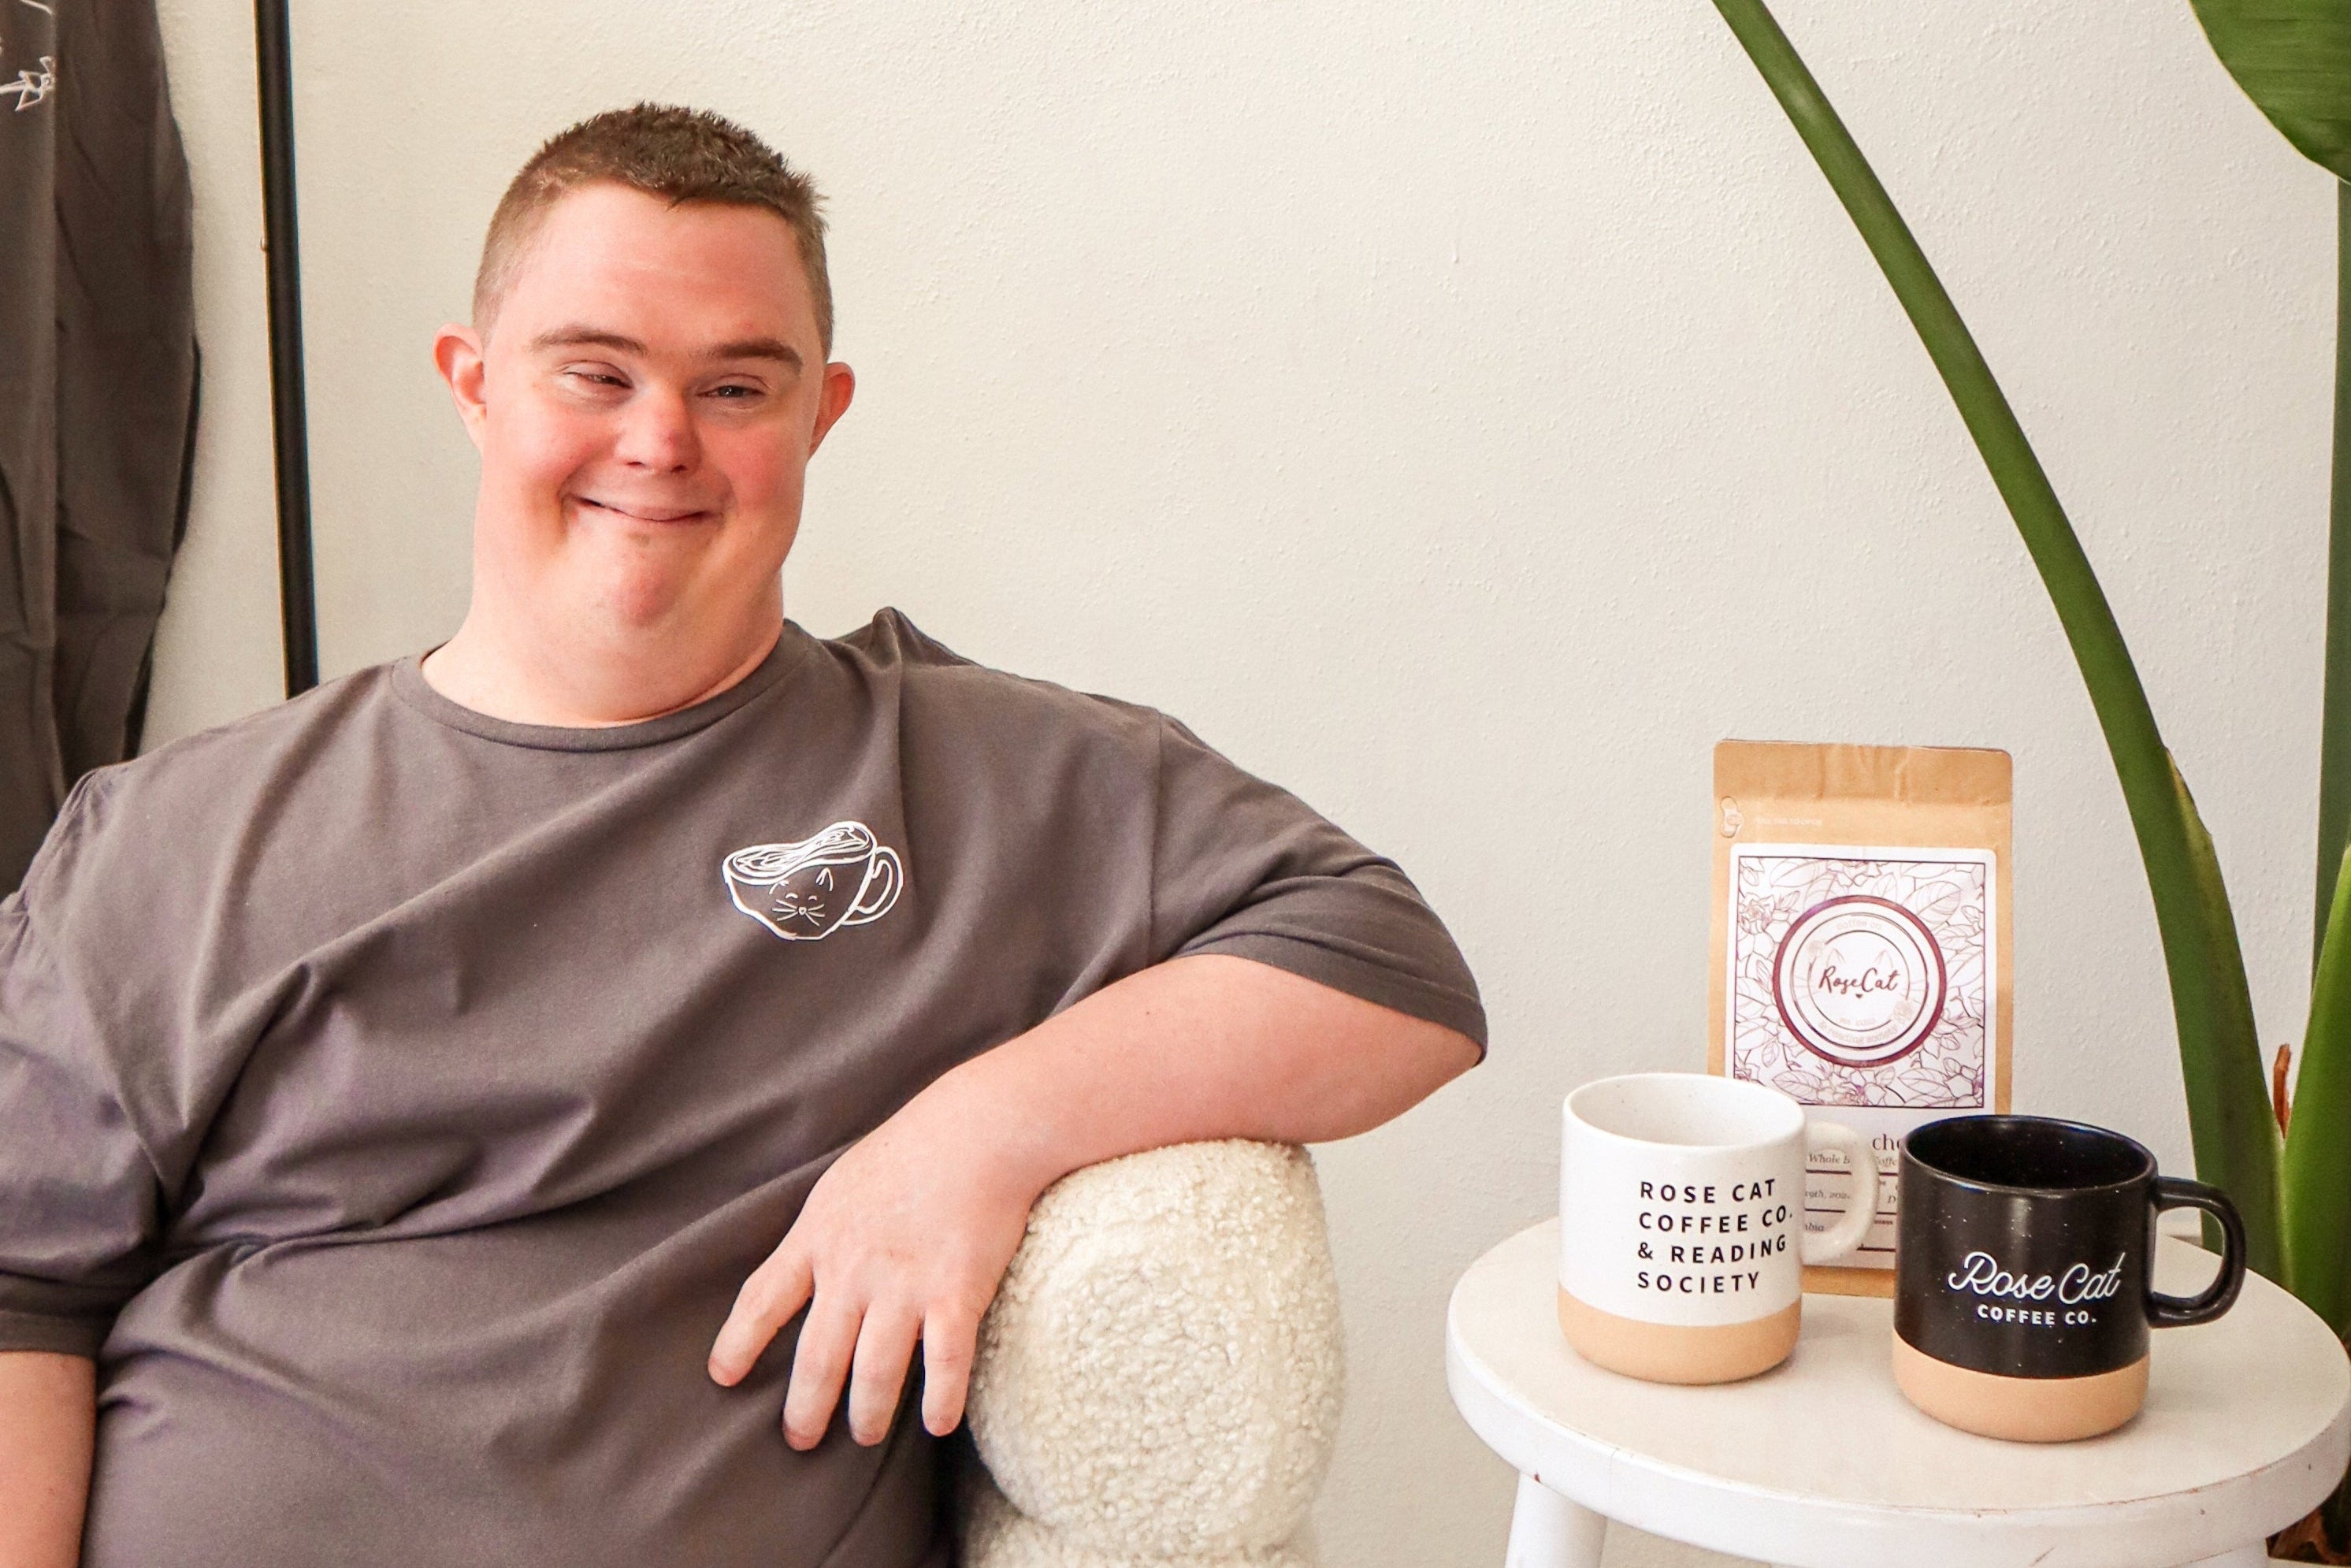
613, 388, 701, 472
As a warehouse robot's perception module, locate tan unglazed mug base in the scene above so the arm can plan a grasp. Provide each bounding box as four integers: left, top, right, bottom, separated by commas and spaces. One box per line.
1892, 1333, 2149, 1442
1558, 1287, 1800, 1385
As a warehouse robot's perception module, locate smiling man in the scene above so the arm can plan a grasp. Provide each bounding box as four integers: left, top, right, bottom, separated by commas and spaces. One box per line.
0, 106, 1484, 1566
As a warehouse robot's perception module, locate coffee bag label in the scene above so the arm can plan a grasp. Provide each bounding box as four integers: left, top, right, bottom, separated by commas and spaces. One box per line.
1729, 846, 1993, 1105
1727, 845, 2000, 1269
1709, 741, 2014, 1293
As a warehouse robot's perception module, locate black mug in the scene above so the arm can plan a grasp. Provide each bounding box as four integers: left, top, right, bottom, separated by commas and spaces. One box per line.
1892, 1115, 2245, 1442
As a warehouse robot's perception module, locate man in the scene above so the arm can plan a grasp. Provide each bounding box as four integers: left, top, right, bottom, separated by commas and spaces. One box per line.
0, 106, 1483, 1566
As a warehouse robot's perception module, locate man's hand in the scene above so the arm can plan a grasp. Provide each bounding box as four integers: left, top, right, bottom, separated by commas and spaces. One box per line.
705, 1084, 1042, 1447
704, 954, 1478, 1449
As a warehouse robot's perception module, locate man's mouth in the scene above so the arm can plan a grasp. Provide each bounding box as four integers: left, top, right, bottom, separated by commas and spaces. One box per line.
573, 496, 715, 525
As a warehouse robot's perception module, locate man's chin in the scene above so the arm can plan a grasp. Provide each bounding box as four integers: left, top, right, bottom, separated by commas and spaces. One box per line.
550, 553, 779, 643
581, 578, 718, 637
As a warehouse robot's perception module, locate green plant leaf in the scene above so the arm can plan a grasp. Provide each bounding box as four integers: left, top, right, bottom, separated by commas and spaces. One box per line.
2189, 0, 2351, 181
2316, 191, 2351, 968
2288, 842, 2351, 1333
1710, 0, 2285, 1277
2172, 756, 2286, 1265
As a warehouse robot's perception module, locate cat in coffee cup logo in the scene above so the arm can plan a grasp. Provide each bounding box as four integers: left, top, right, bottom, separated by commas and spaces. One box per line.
1631, 1174, 1793, 1296
1944, 1248, 2125, 1328
722, 821, 904, 942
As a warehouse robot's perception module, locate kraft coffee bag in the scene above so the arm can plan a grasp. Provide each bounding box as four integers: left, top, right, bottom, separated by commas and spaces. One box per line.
1709, 741, 2013, 1298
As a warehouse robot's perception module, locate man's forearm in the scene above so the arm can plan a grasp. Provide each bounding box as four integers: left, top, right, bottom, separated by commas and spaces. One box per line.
0, 1351, 94, 1568
923, 952, 1480, 1198
709, 952, 1478, 1442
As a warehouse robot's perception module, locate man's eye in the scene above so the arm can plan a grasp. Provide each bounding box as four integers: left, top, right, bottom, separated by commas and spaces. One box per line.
708, 385, 762, 400
564, 370, 628, 388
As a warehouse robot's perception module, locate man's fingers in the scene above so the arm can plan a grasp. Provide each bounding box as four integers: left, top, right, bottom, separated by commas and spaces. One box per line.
919, 1303, 981, 1437
845, 1302, 922, 1446
708, 1248, 815, 1386
783, 1290, 862, 1450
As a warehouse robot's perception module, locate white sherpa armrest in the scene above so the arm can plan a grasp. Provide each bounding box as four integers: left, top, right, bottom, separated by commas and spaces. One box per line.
958, 1140, 1344, 1568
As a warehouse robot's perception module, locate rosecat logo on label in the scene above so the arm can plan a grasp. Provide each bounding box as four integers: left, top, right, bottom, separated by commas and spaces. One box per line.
1773, 894, 1948, 1068
1944, 1249, 2123, 1327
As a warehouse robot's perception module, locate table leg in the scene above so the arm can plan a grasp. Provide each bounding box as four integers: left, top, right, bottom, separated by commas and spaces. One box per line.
2167, 1548, 2267, 1568
1506, 1473, 1606, 1568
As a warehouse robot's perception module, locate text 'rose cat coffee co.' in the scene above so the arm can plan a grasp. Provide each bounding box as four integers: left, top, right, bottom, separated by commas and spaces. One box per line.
1708, 741, 2014, 1297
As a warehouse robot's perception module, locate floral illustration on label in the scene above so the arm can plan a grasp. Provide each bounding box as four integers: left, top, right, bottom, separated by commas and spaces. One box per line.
1729, 847, 1992, 1109
722, 820, 903, 942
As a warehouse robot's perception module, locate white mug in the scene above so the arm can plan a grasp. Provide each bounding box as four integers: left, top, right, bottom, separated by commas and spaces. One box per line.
1558, 1072, 1880, 1384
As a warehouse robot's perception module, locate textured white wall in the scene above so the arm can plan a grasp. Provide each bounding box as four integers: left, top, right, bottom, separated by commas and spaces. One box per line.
146, 2, 2333, 1563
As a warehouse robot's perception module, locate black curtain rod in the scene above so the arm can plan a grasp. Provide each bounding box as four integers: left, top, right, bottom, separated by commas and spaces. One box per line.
254, 0, 318, 697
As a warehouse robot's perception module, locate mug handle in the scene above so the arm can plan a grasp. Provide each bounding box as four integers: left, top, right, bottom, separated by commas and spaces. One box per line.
2147, 1176, 2247, 1327
842, 848, 902, 927
1800, 1120, 1881, 1266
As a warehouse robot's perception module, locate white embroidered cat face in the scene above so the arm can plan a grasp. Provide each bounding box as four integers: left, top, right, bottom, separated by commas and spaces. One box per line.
722, 820, 902, 941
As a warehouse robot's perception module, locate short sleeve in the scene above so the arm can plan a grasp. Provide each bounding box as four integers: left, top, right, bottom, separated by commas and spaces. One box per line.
0, 818, 162, 1357
1149, 716, 1486, 1053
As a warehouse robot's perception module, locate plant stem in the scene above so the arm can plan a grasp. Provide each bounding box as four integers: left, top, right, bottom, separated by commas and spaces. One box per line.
1709, 0, 2283, 1276
2318, 183, 2351, 970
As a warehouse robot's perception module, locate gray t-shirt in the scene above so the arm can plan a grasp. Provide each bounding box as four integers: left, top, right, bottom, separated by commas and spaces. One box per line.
0, 610, 1482, 1567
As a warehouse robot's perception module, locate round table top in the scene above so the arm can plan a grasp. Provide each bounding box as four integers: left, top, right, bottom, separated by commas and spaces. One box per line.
1446, 1219, 2351, 1568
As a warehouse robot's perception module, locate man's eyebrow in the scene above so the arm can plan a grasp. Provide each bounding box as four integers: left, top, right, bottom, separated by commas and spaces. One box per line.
526, 327, 802, 371
704, 336, 803, 370
529, 326, 649, 355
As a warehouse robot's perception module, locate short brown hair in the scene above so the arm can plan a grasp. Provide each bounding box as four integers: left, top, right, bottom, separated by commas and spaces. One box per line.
474, 104, 833, 351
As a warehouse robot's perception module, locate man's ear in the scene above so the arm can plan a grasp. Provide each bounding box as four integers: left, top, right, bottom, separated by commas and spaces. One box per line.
434, 323, 491, 450
808, 362, 856, 456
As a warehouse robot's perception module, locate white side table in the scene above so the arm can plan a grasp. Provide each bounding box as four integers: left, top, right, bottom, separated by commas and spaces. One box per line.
1447, 1220, 2351, 1568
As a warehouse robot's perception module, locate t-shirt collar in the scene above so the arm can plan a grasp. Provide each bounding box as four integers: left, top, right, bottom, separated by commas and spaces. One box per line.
390, 622, 812, 752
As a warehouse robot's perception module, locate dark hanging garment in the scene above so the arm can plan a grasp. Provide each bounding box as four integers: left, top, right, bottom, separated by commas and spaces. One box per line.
0, 0, 198, 890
